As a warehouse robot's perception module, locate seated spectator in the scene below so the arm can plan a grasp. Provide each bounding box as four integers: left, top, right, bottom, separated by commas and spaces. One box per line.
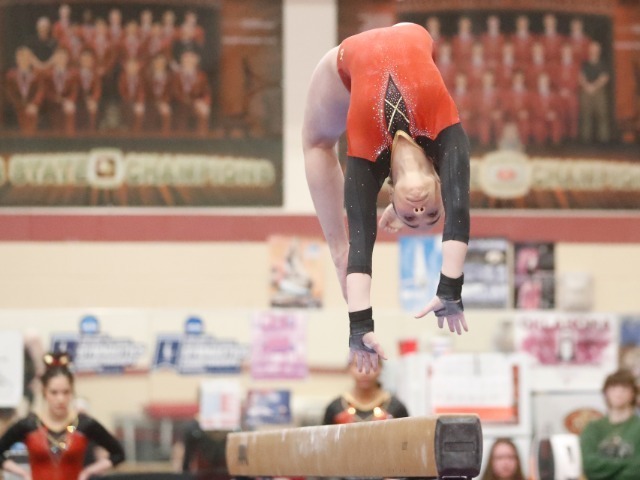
531, 72, 563, 145
42, 47, 78, 135
171, 49, 210, 135
118, 58, 146, 132
76, 49, 102, 132
580, 369, 640, 480
145, 54, 172, 134
5, 46, 44, 135
481, 438, 525, 480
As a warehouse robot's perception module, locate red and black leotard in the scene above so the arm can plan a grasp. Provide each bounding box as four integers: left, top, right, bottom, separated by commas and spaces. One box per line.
322, 391, 409, 425
337, 23, 470, 276
0, 413, 125, 480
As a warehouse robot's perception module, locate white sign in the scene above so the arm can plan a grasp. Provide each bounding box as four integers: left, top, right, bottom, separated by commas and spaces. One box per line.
0, 332, 23, 408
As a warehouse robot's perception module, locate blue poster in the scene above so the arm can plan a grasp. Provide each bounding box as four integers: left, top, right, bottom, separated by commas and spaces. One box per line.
152, 317, 248, 374
399, 235, 442, 312
245, 390, 291, 428
50, 315, 145, 374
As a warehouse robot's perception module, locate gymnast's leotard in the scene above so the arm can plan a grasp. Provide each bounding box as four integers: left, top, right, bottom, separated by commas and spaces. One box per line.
336, 23, 470, 276
322, 391, 409, 425
0, 413, 125, 480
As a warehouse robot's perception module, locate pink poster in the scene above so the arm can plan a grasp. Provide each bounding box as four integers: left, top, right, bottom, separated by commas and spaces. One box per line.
251, 311, 307, 380
515, 312, 618, 391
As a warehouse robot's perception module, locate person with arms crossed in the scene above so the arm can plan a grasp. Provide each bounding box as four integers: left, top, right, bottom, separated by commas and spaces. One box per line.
302, 23, 470, 373
580, 369, 640, 480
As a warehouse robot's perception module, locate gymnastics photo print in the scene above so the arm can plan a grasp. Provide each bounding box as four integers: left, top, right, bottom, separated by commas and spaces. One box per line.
0, 0, 283, 207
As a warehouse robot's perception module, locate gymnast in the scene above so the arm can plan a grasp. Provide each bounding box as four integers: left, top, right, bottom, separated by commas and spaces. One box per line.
0, 353, 124, 480
303, 23, 470, 373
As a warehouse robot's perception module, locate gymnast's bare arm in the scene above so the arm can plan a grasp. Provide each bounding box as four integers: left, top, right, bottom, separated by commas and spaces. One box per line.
302, 46, 350, 300
302, 47, 386, 372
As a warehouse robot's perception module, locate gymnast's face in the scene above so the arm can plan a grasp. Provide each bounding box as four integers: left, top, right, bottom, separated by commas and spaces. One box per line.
349, 363, 381, 390
43, 374, 74, 419
392, 179, 442, 230
390, 137, 443, 230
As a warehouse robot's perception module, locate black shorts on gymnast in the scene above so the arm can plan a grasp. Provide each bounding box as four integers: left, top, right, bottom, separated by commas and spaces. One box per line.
344, 122, 470, 277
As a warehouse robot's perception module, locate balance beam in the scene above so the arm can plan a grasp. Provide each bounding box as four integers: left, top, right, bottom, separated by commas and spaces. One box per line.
226, 415, 482, 478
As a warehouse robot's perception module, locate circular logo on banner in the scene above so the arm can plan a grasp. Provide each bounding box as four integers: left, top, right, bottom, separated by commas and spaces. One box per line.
79, 315, 100, 335
479, 150, 532, 199
87, 148, 125, 189
185, 316, 204, 335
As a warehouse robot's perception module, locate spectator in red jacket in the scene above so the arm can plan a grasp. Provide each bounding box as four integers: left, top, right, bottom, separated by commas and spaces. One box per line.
76, 49, 102, 132
481, 15, 504, 69
425, 16, 444, 59
527, 42, 548, 89
541, 14, 565, 64
569, 18, 590, 63
505, 70, 531, 145
551, 43, 580, 140
512, 15, 533, 65
496, 41, 517, 89
453, 16, 475, 64
475, 71, 503, 147
436, 41, 456, 90
172, 49, 210, 135
5, 46, 44, 135
42, 47, 78, 135
451, 72, 474, 138
145, 54, 172, 134
118, 58, 146, 133
532, 72, 564, 145
466, 42, 486, 90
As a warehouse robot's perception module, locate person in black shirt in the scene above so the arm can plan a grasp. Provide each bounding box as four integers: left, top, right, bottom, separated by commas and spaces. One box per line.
0, 353, 124, 480
579, 41, 611, 143
323, 361, 409, 425
28, 17, 58, 66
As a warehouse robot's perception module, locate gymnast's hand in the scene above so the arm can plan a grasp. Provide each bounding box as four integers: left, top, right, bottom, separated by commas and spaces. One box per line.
348, 308, 386, 373
415, 296, 467, 335
415, 273, 468, 335
349, 332, 386, 374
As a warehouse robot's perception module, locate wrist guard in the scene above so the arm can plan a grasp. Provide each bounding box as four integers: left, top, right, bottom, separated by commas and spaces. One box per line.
436, 273, 464, 301
348, 308, 376, 353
